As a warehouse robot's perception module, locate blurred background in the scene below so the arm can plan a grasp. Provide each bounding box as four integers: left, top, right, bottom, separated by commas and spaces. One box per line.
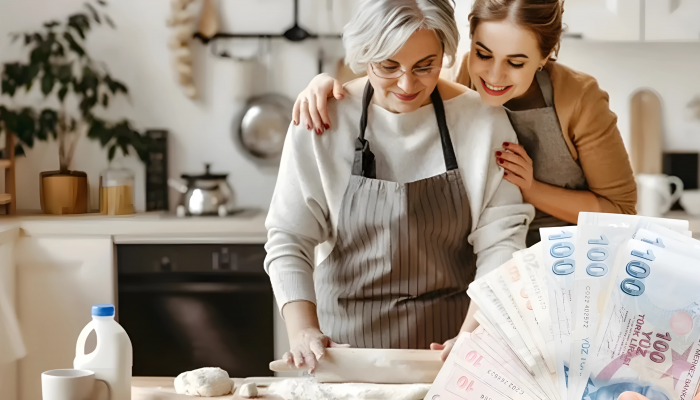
1, 1, 700, 400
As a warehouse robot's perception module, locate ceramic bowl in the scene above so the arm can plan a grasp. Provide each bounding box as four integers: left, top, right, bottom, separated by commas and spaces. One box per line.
680, 189, 700, 215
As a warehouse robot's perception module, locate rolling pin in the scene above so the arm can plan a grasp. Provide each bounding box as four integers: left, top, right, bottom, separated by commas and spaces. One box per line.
269, 348, 442, 384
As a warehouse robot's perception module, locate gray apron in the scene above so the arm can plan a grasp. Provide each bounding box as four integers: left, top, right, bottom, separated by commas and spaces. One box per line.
315, 82, 475, 349
504, 70, 588, 246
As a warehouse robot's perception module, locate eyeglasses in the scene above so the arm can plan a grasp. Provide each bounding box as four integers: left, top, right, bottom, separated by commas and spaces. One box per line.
369, 62, 441, 79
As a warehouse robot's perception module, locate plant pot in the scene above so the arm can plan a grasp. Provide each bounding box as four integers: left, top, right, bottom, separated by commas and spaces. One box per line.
39, 170, 89, 215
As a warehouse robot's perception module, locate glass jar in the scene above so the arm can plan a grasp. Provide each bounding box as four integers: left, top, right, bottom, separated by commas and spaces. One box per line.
100, 167, 135, 215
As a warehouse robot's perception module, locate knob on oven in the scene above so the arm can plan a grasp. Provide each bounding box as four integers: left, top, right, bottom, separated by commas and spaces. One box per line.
160, 256, 172, 271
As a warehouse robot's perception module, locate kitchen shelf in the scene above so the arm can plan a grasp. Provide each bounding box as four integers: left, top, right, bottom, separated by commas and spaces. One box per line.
193, 0, 342, 47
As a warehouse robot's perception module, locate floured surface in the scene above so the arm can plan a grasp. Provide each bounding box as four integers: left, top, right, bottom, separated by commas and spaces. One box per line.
267, 378, 430, 400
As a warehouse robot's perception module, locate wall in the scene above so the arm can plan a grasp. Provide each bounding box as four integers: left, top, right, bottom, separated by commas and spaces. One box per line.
556, 39, 700, 150
2, 1, 700, 212
0, 0, 355, 212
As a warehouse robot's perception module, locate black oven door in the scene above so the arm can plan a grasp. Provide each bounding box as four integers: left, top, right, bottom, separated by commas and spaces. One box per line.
117, 244, 274, 378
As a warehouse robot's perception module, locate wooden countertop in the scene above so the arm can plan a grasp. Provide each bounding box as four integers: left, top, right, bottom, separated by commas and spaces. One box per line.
132, 377, 285, 399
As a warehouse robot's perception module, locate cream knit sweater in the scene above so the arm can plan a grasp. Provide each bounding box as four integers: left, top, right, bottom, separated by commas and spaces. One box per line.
264, 87, 535, 312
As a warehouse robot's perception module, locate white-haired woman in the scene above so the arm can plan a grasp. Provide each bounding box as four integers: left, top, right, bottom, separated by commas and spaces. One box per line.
264, 0, 534, 371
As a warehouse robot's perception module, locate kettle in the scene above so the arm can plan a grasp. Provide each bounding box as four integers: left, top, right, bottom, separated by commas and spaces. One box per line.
168, 164, 235, 216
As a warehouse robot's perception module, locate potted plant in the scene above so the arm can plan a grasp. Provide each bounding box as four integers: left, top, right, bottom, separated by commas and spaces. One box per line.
0, 0, 151, 214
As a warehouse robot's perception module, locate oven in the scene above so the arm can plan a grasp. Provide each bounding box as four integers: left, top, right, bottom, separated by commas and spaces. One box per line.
117, 244, 274, 378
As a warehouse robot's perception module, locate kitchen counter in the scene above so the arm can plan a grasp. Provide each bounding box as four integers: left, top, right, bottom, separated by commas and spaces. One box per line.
0, 210, 268, 244
132, 376, 284, 399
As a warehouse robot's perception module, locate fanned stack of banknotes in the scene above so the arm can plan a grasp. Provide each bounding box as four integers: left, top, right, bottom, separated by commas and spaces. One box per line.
427, 212, 700, 400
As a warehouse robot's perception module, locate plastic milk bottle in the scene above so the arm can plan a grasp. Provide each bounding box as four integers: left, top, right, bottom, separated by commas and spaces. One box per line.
74, 304, 133, 400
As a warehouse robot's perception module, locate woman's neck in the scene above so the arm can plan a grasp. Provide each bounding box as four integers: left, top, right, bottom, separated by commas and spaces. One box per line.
503, 75, 547, 111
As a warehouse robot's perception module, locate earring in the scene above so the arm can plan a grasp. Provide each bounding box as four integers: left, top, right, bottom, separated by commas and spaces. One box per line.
538, 65, 544, 71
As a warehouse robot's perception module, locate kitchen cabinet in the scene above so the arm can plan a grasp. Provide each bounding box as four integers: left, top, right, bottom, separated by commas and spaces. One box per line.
0, 228, 19, 400
563, 0, 642, 41
645, 0, 700, 41
15, 237, 114, 400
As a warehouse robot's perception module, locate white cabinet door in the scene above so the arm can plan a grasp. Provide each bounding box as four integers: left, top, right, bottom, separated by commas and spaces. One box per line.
16, 237, 114, 400
645, 0, 700, 41
564, 0, 641, 41
0, 233, 19, 400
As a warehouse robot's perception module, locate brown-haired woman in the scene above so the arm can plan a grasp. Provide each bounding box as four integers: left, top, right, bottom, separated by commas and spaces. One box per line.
290, 0, 637, 359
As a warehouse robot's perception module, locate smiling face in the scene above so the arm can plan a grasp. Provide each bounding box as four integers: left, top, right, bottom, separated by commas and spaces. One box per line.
468, 20, 548, 106
367, 29, 443, 114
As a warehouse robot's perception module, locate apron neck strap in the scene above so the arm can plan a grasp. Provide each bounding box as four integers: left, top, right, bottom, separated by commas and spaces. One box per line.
354, 81, 458, 178
534, 69, 554, 108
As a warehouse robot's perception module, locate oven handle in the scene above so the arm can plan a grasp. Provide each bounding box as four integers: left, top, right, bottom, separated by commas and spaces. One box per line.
119, 281, 272, 294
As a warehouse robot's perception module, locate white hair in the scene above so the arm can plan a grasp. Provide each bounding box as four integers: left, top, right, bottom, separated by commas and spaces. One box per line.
343, 0, 459, 74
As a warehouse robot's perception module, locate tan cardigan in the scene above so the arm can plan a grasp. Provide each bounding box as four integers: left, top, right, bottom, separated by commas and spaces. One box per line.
454, 53, 637, 215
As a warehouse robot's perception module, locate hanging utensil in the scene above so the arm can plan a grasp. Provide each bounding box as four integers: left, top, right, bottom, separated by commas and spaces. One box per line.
198, 0, 219, 39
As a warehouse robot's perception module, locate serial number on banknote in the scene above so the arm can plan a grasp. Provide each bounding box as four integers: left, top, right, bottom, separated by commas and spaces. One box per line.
582, 285, 591, 328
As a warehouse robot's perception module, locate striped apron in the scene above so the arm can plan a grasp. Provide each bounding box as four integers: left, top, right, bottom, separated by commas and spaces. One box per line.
315, 82, 475, 350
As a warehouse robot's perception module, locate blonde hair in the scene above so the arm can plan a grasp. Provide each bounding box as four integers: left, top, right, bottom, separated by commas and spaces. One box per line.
343, 0, 460, 73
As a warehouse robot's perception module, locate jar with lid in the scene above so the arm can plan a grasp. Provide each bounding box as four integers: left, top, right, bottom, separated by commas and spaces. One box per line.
100, 167, 135, 215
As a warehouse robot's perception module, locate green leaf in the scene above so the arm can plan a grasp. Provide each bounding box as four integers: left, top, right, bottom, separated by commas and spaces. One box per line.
14, 144, 25, 157
43, 21, 60, 29
107, 144, 116, 161
68, 14, 91, 39
63, 32, 85, 57
38, 109, 59, 140
105, 15, 115, 29
56, 63, 72, 83
84, 3, 101, 24
58, 85, 69, 102
23, 34, 32, 45
41, 71, 55, 95
25, 64, 41, 90
104, 75, 127, 95
102, 93, 109, 107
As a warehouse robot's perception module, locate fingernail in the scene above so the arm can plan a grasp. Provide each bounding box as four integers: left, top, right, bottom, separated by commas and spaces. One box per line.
503, 142, 509, 147
504, 171, 508, 175
324, 124, 330, 129
498, 158, 504, 164
495, 151, 502, 156
316, 128, 322, 135
306, 124, 311, 130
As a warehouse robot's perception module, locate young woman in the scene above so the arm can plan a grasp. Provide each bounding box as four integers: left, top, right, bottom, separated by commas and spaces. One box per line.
265, 0, 533, 372
293, 0, 637, 249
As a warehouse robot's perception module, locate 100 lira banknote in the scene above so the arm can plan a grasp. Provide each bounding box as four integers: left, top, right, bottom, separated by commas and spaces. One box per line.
570, 214, 689, 400
575, 238, 700, 400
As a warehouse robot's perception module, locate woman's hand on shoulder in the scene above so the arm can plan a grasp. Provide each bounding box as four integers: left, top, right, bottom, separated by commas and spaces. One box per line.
497, 142, 534, 193
292, 73, 346, 135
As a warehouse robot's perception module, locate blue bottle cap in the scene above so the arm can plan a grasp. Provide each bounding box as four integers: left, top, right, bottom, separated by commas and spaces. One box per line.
92, 304, 115, 317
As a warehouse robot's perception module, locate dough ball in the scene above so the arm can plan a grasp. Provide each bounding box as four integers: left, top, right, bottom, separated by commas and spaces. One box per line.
174, 367, 234, 397
238, 382, 258, 398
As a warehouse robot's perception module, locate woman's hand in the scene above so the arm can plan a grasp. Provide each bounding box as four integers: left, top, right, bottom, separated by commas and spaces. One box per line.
497, 142, 534, 192
292, 73, 345, 135
283, 327, 350, 373
430, 337, 457, 362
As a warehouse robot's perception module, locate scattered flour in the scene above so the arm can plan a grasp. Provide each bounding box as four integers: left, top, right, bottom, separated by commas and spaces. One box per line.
267, 378, 430, 400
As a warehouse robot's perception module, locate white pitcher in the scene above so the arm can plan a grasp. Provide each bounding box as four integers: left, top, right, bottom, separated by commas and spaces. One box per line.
635, 174, 684, 217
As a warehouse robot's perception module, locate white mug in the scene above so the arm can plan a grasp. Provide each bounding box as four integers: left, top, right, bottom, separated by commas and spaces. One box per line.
42, 369, 110, 400
636, 173, 684, 217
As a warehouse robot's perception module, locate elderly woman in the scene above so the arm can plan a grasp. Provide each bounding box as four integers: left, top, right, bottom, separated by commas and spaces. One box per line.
264, 0, 534, 371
